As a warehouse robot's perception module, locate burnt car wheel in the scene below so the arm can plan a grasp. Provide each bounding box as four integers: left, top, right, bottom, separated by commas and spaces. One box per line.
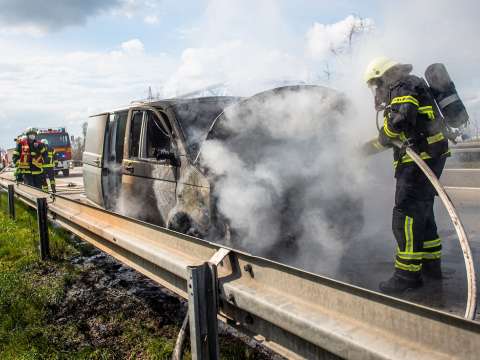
168, 212, 202, 238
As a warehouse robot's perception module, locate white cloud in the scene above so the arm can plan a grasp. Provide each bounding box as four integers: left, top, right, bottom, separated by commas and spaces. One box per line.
121, 38, 145, 54
306, 15, 374, 60
144, 15, 159, 24
163, 42, 308, 97
0, 37, 174, 146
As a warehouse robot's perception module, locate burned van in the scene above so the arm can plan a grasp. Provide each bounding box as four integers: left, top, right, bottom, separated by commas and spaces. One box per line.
83, 96, 240, 236
83, 85, 363, 254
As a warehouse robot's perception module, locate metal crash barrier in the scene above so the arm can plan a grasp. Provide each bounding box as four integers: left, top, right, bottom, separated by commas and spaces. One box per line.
1, 178, 479, 360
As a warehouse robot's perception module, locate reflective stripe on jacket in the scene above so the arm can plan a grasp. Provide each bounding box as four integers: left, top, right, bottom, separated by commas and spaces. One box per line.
377, 74, 449, 172
17, 139, 45, 174
43, 147, 56, 168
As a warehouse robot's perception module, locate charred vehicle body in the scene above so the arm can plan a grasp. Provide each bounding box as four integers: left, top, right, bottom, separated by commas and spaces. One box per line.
83, 86, 363, 256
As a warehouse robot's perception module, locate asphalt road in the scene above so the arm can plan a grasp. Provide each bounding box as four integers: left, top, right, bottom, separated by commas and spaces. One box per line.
54, 167, 85, 200
1, 165, 479, 319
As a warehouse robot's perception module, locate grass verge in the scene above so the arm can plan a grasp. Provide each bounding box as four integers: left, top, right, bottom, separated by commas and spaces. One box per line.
0, 193, 271, 359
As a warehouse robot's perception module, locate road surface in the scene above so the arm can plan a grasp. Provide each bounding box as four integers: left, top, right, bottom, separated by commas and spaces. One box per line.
1, 165, 479, 319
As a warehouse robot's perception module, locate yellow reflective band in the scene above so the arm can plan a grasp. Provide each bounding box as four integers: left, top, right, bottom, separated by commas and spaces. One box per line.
395, 152, 432, 167
427, 132, 445, 144
397, 252, 424, 260
391, 96, 420, 107
418, 106, 435, 120
372, 140, 384, 150
404, 216, 414, 253
418, 105, 433, 111
422, 251, 441, 260
43, 164, 55, 168
442, 150, 451, 157
31, 152, 37, 155
424, 238, 441, 249
404, 217, 410, 253
399, 132, 407, 142
395, 260, 422, 272
13, 151, 20, 155
383, 118, 399, 138
408, 216, 413, 252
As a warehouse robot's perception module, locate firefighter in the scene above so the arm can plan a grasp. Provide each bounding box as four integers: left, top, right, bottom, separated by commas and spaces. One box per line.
364, 57, 450, 294
12, 135, 26, 183
40, 139, 57, 193
12, 128, 46, 189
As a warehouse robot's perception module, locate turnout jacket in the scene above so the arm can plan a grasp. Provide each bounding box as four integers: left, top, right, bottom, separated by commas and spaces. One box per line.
43, 144, 58, 168
377, 74, 450, 174
12, 139, 47, 174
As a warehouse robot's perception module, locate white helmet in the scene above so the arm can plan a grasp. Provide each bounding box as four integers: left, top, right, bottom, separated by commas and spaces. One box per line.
364, 56, 399, 84
41, 139, 49, 145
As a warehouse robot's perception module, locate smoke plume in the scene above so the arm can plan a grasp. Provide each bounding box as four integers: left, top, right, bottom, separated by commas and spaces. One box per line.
157, 0, 478, 277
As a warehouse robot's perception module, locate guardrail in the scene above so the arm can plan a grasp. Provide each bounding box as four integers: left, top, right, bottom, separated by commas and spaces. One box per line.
1, 178, 480, 360
450, 142, 480, 164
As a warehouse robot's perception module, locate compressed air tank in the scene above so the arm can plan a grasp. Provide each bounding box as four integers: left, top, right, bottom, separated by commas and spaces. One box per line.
425, 63, 469, 128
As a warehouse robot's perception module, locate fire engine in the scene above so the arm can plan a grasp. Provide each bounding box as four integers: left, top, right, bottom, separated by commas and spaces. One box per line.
37, 127, 73, 176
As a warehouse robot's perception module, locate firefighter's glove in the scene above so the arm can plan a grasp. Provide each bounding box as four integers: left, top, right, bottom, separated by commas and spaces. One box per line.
399, 138, 418, 157
360, 138, 387, 157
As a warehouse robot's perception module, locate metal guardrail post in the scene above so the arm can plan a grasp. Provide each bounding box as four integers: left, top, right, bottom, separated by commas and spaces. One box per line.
187, 263, 219, 360
36, 197, 50, 260
7, 184, 15, 219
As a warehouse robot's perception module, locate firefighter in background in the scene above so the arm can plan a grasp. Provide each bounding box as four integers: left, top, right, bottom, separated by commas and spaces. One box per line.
12, 135, 26, 183
40, 139, 57, 193
12, 128, 46, 189
364, 57, 450, 294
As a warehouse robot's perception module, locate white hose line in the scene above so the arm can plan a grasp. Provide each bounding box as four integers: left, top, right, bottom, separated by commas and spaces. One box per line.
392, 140, 477, 320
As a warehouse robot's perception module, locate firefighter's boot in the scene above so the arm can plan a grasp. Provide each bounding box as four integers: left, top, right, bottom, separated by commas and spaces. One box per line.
379, 272, 423, 295
422, 259, 442, 280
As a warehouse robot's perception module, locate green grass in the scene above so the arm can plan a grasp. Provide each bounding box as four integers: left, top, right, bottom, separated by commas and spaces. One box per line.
0, 194, 269, 359
0, 192, 79, 359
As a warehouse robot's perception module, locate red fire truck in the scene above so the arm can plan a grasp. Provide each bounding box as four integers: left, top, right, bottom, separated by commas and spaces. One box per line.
37, 127, 73, 176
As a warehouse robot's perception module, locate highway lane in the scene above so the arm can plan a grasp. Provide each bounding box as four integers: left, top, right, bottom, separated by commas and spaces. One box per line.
1, 165, 479, 319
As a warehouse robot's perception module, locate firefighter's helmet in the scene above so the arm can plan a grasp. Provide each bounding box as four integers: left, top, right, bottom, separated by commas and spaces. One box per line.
364, 57, 399, 84
40, 139, 49, 145
25, 127, 38, 136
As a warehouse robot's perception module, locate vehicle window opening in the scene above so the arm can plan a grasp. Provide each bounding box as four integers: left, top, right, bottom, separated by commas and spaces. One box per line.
145, 111, 171, 160
108, 112, 127, 163
129, 110, 143, 158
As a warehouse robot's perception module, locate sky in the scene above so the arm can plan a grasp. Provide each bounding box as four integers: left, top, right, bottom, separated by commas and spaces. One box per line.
0, 0, 478, 149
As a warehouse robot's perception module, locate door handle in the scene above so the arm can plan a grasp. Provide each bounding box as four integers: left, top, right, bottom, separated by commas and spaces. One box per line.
125, 165, 134, 173
93, 159, 100, 166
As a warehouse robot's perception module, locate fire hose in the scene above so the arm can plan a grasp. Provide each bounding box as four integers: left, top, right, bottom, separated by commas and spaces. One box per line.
374, 113, 477, 320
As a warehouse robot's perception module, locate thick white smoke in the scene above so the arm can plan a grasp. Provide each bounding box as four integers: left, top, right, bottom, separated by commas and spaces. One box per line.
157, 0, 478, 276
199, 87, 370, 272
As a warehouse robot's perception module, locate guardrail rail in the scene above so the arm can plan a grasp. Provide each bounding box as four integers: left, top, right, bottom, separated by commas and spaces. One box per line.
1, 178, 479, 360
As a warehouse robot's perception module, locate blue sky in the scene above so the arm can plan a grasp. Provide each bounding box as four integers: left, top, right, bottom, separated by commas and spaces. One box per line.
0, 0, 478, 149
0, 0, 382, 149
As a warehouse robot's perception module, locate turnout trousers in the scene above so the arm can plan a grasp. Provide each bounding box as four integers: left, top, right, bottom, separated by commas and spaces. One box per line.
44, 168, 56, 193
23, 173, 44, 190
392, 157, 446, 279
